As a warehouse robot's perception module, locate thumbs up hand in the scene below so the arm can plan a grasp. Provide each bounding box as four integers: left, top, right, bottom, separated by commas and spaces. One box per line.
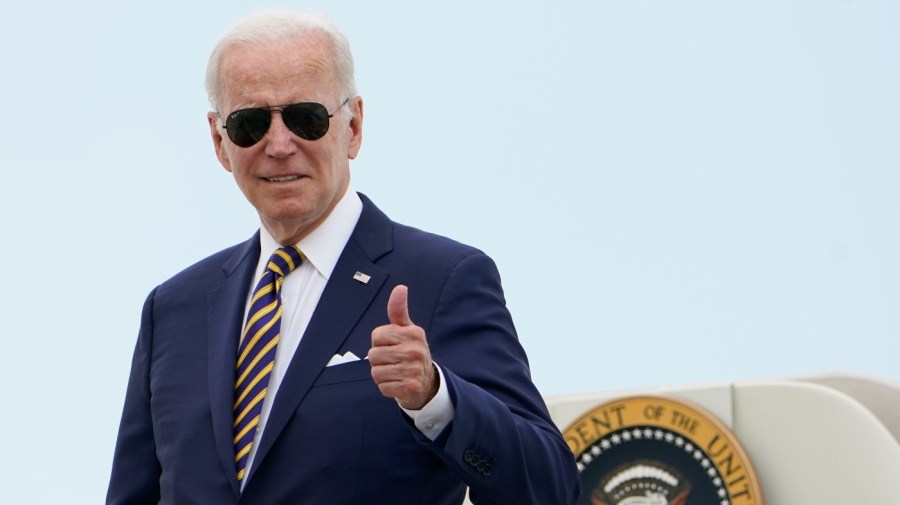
370, 285, 438, 410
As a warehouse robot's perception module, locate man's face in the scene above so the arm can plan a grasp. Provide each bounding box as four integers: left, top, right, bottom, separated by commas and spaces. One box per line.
208, 35, 363, 245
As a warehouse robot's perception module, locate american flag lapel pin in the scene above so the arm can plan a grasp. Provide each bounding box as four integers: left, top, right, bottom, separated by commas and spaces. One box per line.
352, 271, 371, 284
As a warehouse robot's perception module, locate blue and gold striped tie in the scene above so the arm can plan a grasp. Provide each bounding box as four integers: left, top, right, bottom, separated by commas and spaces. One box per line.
233, 245, 304, 482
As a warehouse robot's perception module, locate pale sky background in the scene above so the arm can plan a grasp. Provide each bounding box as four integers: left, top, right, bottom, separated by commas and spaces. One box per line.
1, 0, 898, 502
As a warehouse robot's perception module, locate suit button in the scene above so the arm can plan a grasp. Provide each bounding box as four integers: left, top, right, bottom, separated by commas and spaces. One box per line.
483, 464, 493, 476
464, 450, 475, 463
476, 461, 486, 471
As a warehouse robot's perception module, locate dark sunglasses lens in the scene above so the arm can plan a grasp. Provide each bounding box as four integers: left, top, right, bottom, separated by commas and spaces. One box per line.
226, 108, 271, 147
282, 103, 331, 141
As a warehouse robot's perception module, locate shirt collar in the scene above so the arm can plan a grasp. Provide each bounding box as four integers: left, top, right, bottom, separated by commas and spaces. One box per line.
257, 186, 363, 280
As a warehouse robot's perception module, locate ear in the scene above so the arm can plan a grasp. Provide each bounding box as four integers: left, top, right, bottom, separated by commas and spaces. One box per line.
346, 96, 364, 160
207, 111, 233, 173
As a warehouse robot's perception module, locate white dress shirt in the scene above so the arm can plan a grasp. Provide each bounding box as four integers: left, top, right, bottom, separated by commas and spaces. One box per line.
239, 187, 453, 486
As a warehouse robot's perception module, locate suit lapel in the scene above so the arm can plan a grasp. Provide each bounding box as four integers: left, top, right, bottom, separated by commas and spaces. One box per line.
247, 195, 393, 482
207, 234, 260, 495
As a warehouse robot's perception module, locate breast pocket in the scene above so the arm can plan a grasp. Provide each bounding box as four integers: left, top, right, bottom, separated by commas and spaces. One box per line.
313, 358, 373, 387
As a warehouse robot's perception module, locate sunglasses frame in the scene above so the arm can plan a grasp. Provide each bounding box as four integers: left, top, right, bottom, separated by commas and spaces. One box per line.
218, 98, 350, 148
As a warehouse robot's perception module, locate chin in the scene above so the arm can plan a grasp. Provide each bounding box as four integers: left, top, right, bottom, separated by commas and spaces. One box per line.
260, 206, 321, 230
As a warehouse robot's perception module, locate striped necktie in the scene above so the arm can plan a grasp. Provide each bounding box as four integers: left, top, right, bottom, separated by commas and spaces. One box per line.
233, 245, 304, 482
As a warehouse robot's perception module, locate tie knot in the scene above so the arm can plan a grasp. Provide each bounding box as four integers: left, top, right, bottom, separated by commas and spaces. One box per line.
266, 245, 304, 277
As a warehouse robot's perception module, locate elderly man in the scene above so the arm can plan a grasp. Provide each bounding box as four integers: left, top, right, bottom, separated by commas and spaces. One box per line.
107, 11, 579, 505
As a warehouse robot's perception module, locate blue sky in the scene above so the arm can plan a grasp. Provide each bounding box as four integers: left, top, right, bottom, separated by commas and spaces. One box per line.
1, 1, 898, 502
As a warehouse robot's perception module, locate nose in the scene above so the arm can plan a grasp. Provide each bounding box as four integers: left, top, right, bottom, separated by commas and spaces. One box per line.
264, 111, 298, 158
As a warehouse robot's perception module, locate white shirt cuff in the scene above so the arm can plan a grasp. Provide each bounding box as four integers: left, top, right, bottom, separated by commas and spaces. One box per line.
400, 363, 454, 440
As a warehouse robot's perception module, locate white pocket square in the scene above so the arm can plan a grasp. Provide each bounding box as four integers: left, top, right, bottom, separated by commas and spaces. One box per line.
326, 351, 365, 367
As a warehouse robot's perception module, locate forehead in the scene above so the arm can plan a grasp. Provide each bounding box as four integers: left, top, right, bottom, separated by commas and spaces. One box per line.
218, 34, 337, 109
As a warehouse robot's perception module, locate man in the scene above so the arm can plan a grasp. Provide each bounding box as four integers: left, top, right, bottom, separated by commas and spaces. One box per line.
107, 11, 579, 505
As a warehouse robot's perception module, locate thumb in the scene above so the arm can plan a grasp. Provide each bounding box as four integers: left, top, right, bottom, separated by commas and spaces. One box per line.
387, 285, 413, 326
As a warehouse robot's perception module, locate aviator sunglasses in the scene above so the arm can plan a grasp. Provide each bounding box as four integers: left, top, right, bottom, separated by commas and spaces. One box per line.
220, 98, 350, 148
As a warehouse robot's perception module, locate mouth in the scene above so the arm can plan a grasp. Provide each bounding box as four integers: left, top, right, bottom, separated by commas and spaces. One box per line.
263, 175, 302, 183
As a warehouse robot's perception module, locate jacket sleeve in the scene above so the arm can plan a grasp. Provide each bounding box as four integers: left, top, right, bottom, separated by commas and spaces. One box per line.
106, 288, 162, 505
412, 253, 581, 505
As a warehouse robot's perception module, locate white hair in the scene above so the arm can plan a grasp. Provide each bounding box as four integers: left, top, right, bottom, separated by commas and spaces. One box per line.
205, 11, 357, 112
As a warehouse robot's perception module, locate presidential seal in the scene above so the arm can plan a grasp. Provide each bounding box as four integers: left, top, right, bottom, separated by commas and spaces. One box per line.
563, 396, 763, 505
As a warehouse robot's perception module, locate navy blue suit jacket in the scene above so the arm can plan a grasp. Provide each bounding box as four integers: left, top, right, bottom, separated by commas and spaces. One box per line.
107, 194, 579, 505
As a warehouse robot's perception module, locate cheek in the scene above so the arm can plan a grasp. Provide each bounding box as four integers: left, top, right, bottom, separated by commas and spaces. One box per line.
225, 148, 262, 178
216, 142, 237, 173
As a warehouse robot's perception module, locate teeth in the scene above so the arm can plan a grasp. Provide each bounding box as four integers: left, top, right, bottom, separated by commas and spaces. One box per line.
266, 176, 299, 182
